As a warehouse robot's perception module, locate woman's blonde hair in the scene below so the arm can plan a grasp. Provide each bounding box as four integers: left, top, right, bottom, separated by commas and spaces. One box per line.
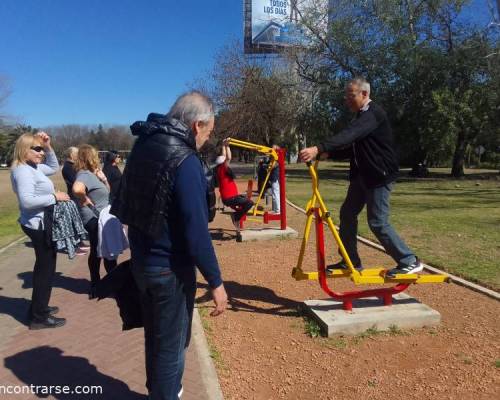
75, 144, 100, 172
11, 133, 43, 168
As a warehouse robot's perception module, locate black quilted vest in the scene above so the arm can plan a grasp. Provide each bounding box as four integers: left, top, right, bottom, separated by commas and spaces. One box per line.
111, 114, 216, 239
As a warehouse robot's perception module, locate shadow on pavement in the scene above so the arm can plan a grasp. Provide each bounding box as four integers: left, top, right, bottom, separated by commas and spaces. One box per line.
0, 293, 30, 326
209, 228, 237, 242
4, 346, 146, 399
196, 281, 301, 317
18, 271, 89, 295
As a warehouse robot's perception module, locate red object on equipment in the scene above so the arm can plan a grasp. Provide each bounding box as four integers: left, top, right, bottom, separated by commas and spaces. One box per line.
314, 209, 409, 311
263, 212, 282, 223
246, 179, 253, 199
277, 148, 287, 230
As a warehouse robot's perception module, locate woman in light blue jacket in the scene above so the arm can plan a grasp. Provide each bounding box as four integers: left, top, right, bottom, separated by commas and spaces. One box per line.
11, 132, 70, 330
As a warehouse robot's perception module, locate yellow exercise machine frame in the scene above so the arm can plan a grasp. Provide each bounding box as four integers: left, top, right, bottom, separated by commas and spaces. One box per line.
291, 161, 449, 310
226, 138, 287, 230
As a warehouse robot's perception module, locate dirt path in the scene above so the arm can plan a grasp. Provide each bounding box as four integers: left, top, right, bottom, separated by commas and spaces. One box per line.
197, 202, 500, 400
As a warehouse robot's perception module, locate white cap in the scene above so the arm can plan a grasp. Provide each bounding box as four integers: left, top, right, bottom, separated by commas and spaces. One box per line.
215, 155, 226, 166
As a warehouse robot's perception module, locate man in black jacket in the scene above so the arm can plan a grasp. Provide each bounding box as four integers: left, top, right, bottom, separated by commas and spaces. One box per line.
111, 91, 227, 399
300, 77, 422, 277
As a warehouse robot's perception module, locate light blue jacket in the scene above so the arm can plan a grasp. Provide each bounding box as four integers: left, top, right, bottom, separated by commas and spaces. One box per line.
11, 151, 59, 229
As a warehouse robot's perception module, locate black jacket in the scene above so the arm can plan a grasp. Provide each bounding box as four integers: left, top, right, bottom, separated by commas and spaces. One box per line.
318, 102, 399, 188
102, 163, 122, 203
61, 160, 76, 196
111, 114, 215, 239
95, 259, 143, 331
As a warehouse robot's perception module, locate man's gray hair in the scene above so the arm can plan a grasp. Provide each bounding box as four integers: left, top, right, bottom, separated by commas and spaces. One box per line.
167, 90, 215, 126
348, 77, 370, 95
65, 146, 78, 159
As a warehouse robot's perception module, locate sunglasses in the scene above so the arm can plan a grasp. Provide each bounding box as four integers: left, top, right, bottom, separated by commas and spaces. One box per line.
30, 146, 45, 153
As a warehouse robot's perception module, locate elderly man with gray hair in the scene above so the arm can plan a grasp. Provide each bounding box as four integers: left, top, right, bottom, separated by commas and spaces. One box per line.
112, 91, 227, 399
300, 77, 422, 278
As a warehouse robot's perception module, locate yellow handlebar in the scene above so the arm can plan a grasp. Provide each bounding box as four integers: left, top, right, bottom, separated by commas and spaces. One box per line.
227, 138, 278, 161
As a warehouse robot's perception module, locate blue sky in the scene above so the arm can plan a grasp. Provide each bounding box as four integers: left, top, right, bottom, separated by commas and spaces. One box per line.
1, 0, 242, 126
0, 0, 494, 127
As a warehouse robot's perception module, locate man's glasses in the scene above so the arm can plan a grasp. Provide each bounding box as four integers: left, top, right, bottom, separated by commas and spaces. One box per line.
30, 146, 45, 153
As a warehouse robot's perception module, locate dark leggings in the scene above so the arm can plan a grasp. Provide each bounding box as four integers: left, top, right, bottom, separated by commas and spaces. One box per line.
85, 218, 116, 285
21, 225, 57, 321
223, 195, 254, 221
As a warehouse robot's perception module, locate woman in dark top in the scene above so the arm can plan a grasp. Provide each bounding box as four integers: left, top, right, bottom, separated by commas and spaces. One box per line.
102, 150, 122, 203
61, 146, 78, 196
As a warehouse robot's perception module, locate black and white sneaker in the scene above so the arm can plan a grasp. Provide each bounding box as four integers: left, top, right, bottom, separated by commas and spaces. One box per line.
326, 260, 363, 274
386, 258, 424, 277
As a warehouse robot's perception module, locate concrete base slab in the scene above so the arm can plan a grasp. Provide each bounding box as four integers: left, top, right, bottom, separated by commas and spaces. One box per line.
237, 226, 298, 242
304, 293, 441, 336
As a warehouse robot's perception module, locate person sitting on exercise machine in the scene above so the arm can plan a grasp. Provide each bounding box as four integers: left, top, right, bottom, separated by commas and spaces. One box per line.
215, 139, 254, 230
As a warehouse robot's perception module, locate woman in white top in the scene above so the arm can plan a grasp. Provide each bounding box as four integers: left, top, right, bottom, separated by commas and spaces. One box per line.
10, 132, 70, 330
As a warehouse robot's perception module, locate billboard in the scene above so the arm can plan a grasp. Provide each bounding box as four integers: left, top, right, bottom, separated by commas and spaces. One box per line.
244, 0, 310, 54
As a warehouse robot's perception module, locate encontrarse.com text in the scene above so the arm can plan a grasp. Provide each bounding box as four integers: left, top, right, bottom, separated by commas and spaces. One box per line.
0, 385, 103, 395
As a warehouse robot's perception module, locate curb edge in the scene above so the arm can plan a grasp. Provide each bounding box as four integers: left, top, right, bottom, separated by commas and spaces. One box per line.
286, 199, 500, 302
0, 235, 27, 255
191, 308, 224, 400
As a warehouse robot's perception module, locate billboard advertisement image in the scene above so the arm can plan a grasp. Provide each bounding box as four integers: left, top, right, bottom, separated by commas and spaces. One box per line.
244, 0, 312, 53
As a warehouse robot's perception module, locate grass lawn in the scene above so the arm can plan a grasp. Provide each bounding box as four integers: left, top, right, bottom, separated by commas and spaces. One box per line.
0, 169, 66, 248
285, 162, 500, 290
1, 162, 498, 290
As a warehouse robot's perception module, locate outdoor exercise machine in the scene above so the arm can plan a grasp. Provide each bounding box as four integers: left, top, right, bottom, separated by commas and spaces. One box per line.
226, 138, 287, 230
291, 160, 449, 311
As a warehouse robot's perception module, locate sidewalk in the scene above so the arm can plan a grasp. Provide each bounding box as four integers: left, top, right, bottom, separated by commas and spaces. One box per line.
0, 237, 221, 399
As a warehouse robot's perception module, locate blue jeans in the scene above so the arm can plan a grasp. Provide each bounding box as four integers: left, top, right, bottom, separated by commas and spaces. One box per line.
271, 180, 280, 213
132, 264, 196, 400
338, 176, 416, 267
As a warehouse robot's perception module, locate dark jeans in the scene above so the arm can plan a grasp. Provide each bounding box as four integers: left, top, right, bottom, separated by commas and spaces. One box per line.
85, 218, 116, 285
132, 264, 196, 400
339, 176, 416, 267
223, 195, 254, 221
21, 225, 57, 321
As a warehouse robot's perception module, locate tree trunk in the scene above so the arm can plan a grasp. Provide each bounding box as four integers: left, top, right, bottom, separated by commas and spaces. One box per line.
466, 144, 472, 168
451, 131, 467, 177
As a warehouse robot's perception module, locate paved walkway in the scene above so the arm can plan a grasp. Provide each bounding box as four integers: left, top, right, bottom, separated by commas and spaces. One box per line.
0, 237, 220, 399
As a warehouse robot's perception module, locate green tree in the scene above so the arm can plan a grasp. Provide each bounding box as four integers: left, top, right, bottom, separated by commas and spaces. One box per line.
0, 124, 36, 165
203, 42, 304, 154
290, 0, 499, 176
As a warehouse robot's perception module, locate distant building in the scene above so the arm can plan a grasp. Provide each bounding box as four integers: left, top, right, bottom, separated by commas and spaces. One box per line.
253, 21, 283, 44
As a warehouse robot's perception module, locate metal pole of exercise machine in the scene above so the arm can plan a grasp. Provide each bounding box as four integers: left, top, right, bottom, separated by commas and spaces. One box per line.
277, 148, 287, 230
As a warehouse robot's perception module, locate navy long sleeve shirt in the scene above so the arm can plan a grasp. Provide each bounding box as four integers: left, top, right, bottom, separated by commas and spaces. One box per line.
129, 154, 222, 289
